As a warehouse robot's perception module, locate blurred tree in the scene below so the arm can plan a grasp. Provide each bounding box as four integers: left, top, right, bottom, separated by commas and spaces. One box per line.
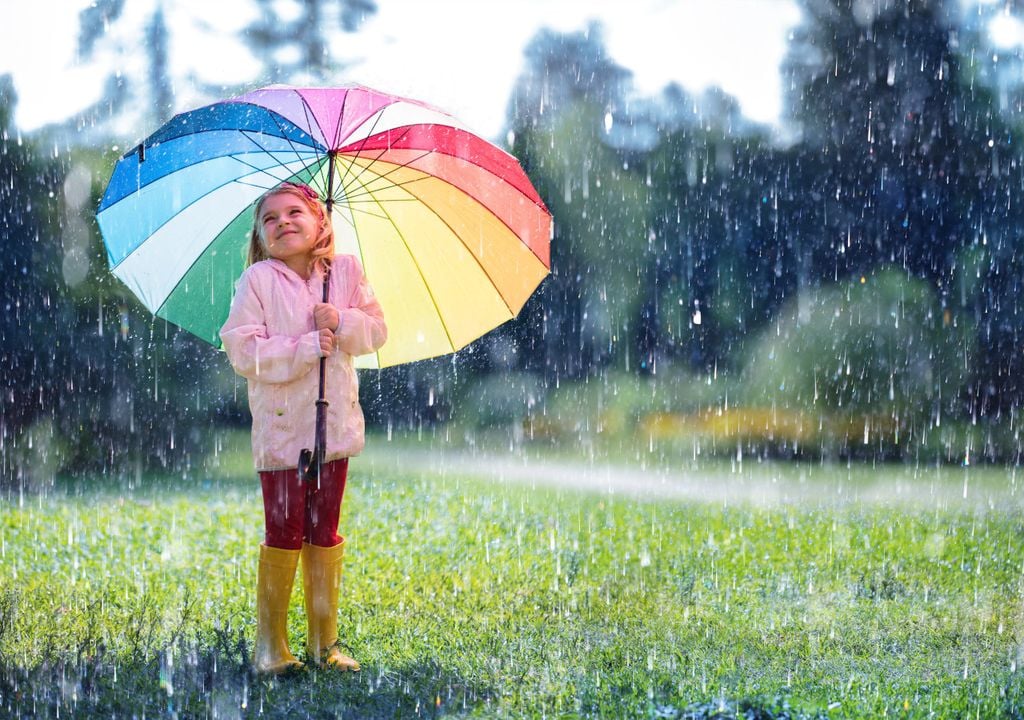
77, 0, 126, 58
954, 1, 1024, 414
780, 0, 1024, 418
52, 145, 234, 484
741, 269, 972, 438
959, 0, 1024, 123
147, 7, 174, 125
73, 0, 131, 136
507, 23, 631, 129
783, 0, 971, 284
0, 77, 65, 486
973, 229, 1024, 417
506, 25, 796, 384
244, 0, 378, 82
643, 88, 789, 376
505, 24, 648, 381
0, 101, 243, 490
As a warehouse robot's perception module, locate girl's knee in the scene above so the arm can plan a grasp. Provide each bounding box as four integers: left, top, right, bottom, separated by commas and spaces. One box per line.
264, 530, 303, 550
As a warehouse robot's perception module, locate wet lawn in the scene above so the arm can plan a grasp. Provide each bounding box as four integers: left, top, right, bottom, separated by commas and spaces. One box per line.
0, 437, 1022, 718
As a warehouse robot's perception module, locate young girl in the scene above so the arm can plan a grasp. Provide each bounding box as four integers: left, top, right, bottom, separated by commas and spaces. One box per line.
220, 182, 387, 675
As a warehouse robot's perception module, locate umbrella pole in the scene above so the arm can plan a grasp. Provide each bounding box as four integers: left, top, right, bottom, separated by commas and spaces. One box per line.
298, 268, 330, 487
298, 281, 330, 486
299, 153, 337, 487
312, 271, 330, 488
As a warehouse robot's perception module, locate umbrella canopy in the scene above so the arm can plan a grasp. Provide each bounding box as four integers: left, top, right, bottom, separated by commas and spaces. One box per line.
97, 84, 551, 368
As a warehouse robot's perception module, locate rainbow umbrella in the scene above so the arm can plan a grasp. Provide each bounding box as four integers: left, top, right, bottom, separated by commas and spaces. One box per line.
96, 84, 551, 368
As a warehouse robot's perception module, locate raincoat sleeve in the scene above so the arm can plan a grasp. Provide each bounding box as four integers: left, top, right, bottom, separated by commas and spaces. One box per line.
335, 258, 388, 357
220, 269, 322, 384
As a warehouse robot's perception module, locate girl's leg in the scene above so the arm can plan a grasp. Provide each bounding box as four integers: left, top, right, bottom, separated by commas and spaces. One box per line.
304, 458, 348, 547
260, 468, 306, 550
300, 458, 359, 671
252, 544, 304, 674
253, 468, 306, 674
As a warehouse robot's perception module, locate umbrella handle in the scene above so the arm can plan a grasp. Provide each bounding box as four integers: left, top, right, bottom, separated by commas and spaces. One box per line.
298, 266, 332, 484
298, 446, 317, 484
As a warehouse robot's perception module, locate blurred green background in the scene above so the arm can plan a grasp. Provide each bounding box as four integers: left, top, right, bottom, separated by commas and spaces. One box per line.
4, 0, 1024, 490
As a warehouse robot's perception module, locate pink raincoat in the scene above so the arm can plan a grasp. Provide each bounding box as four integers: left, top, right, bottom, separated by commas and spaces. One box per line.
220, 256, 387, 471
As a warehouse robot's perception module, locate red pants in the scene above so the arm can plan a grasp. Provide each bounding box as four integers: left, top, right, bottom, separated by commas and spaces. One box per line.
259, 458, 348, 550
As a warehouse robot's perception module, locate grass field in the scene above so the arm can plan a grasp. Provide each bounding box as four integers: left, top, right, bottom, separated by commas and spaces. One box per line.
1, 431, 1022, 718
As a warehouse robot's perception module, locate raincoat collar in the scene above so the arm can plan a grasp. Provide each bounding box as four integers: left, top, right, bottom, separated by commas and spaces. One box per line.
266, 258, 328, 289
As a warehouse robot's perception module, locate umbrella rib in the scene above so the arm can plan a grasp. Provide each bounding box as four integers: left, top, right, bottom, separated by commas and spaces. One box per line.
397, 178, 519, 318
321, 90, 354, 209
236, 128, 323, 186
345, 196, 423, 204
346, 169, 458, 353
329, 188, 410, 228
333, 88, 351, 151
105, 129, 320, 203
332, 201, 389, 225
371, 166, 544, 317
243, 107, 328, 179
339, 148, 437, 202
339, 137, 550, 231
340, 144, 547, 316
335, 111, 408, 200
296, 93, 330, 156
292, 94, 350, 195
406, 165, 552, 270
338, 145, 398, 199
334, 112, 385, 197
233, 177, 290, 193
342, 175, 438, 203
328, 191, 416, 233
336, 124, 547, 213
262, 94, 326, 170
229, 142, 318, 189
108, 149, 325, 277
339, 161, 549, 286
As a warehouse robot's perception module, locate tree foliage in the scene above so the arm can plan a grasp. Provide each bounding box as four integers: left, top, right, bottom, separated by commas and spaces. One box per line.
0, 77, 64, 484
500, 2, 1022, 432
244, 0, 379, 82
506, 25, 648, 378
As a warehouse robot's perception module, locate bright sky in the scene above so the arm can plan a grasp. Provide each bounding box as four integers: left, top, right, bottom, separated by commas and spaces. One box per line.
0, 0, 806, 142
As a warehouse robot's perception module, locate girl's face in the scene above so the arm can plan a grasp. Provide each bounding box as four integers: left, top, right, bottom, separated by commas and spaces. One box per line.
258, 192, 321, 273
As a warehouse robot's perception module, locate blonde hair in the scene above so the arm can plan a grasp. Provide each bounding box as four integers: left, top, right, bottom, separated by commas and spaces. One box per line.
247, 182, 334, 274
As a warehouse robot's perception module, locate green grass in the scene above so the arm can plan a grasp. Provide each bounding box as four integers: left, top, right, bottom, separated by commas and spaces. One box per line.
1, 431, 1022, 718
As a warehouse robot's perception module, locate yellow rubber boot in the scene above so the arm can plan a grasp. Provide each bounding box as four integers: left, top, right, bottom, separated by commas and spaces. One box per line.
301, 540, 360, 671
253, 544, 305, 675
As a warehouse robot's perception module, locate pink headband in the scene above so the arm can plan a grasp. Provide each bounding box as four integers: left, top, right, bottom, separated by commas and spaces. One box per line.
274, 182, 321, 202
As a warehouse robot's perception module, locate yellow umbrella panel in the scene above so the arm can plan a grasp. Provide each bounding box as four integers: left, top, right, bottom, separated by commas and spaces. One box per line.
331, 154, 550, 369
